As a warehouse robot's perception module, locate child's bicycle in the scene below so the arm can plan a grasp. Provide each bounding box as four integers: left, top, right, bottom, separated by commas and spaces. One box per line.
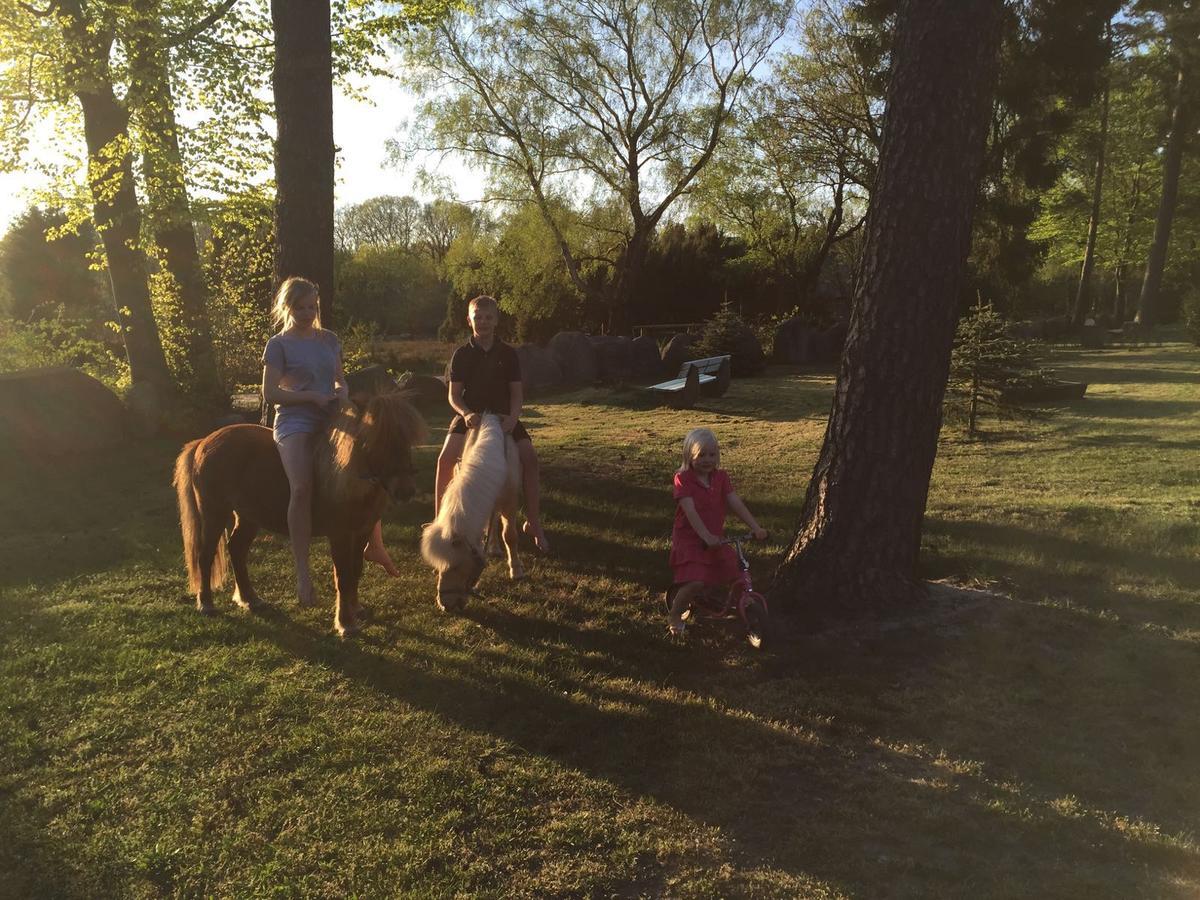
665, 534, 771, 649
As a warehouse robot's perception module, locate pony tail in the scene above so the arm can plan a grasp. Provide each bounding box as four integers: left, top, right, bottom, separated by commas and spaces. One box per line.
174, 440, 228, 593
173, 441, 209, 592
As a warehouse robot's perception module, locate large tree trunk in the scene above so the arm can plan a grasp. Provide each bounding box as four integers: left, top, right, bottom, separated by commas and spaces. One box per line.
59, 3, 173, 408
127, 0, 224, 405
1072, 24, 1112, 327
271, 0, 336, 324
771, 0, 1004, 618
1135, 60, 1189, 327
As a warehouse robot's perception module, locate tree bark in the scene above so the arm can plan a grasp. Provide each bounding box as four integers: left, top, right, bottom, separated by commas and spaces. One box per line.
127, 0, 224, 404
771, 0, 1004, 619
58, 2, 173, 405
1135, 60, 1189, 327
1072, 23, 1112, 327
1112, 162, 1145, 324
271, 0, 336, 325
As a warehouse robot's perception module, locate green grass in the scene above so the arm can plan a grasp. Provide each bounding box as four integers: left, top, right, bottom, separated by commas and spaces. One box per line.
2, 345, 1199, 897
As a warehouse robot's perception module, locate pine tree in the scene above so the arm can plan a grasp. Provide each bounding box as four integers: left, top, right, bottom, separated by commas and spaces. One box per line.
947, 300, 1050, 436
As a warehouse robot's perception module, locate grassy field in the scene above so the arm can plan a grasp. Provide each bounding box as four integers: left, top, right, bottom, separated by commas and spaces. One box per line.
2, 343, 1198, 898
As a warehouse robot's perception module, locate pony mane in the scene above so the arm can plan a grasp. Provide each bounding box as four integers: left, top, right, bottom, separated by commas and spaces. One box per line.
316, 391, 428, 503
427, 414, 511, 552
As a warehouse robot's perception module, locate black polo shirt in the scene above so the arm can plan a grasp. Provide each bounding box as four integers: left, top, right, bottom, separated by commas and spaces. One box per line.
448, 337, 522, 415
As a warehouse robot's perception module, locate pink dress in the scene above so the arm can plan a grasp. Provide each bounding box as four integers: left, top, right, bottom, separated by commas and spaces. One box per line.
670, 468, 740, 585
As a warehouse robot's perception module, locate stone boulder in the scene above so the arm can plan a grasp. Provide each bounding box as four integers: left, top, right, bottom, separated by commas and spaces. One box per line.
547, 331, 598, 384
0, 367, 130, 459
630, 335, 662, 379
725, 325, 766, 375
773, 318, 822, 364
398, 372, 452, 423
515, 343, 563, 396
590, 335, 636, 382
661, 332, 699, 377
818, 320, 847, 362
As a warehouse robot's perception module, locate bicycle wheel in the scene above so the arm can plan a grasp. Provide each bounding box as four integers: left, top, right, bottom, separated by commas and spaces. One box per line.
741, 594, 770, 650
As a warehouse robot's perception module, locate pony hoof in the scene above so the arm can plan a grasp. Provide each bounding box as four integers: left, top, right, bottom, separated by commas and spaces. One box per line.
297, 589, 319, 608
197, 602, 217, 617
336, 619, 361, 637
509, 568, 526, 581
232, 591, 261, 611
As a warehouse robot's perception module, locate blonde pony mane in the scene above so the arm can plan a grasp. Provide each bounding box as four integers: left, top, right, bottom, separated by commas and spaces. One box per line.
421, 415, 513, 565
316, 391, 428, 503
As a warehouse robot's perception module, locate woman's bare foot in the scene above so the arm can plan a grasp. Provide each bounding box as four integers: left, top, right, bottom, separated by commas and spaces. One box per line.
522, 520, 551, 553
297, 579, 319, 608
364, 543, 401, 577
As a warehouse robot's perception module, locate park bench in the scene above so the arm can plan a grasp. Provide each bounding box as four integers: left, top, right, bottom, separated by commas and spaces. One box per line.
647, 355, 731, 409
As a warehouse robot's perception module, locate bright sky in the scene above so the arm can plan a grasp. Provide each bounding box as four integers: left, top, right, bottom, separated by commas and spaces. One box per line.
0, 73, 485, 236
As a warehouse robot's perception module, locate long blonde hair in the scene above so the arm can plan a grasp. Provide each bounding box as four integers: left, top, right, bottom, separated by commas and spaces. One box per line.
271, 276, 321, 331
679, 428, 719, 473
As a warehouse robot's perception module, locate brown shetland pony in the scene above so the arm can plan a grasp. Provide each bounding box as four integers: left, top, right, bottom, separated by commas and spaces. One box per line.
173, 392, 427, 635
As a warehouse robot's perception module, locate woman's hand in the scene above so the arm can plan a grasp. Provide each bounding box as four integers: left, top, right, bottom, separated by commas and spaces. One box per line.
464, 412, 482, 429
499, 414, 517, 433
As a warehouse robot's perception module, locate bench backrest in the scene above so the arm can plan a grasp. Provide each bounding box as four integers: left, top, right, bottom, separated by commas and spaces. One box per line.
675, 355, 729, 379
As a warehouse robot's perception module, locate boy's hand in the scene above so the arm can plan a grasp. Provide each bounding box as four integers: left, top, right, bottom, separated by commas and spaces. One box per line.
499, 415, 517, 433
752, 527, 768, 541
464, 412, 481, 429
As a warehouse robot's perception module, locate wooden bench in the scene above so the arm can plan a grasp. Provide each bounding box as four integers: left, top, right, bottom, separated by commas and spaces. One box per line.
647, 355, 731, 409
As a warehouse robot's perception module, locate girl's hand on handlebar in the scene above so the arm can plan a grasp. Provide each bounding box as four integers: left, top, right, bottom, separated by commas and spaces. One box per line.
702, 533, 721, 549
752, 527, 768, 542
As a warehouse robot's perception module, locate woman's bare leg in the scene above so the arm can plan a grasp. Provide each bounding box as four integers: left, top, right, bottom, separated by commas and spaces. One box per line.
277, 432, 319, 606
363, 520, 400, 576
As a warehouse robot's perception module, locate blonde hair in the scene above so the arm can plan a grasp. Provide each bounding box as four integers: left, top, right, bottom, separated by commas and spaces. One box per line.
271, 276, 321, 331
679, 428, 719, 473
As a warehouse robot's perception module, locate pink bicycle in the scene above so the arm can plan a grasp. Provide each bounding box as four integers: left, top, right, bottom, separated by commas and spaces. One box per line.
665, 534, 771, 649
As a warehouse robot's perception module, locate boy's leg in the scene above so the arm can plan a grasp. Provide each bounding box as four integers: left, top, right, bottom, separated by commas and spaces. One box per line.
668, 581, 703, 635
516, 437, 550, 552
434, 431, 467, 517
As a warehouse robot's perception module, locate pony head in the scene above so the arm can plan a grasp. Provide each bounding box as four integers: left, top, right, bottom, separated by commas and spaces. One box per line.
326, 391, 428, 503
420, 521, 485, 612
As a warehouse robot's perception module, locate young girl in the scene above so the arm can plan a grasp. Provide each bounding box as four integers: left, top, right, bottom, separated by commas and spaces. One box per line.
261, 277, 348, 607
668, 428, 767, 636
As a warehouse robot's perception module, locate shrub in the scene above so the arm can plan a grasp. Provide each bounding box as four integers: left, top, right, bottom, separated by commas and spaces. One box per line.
693, 300, 766, 375
947, 300, 1053, 436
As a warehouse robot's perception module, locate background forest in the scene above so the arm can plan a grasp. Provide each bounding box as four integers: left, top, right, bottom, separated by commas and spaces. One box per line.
0, 0, 1195, 400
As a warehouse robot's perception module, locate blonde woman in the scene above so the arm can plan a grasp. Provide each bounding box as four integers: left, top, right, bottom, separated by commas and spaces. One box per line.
261, 277, 347, 606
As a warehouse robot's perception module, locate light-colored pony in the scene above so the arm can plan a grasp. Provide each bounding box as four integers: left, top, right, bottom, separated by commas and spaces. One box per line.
420, 414, 524, 611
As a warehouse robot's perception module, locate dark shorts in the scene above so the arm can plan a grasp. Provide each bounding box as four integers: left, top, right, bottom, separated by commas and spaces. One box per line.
448, 415, 531, 444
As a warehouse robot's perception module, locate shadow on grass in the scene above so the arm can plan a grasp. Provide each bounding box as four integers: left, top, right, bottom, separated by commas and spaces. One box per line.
122, 582, 1195, 897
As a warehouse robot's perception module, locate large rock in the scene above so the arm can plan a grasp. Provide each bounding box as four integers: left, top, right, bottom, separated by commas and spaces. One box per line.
773, 318, 822, 364
726, 325, 766, 375
398, 372, 452, 423
590, 335, 636, 382
515, 343, 563, 396
547, 331, 598, 384
661, 332, 699, 377
630, 335, 662, 379
0, 367, 130, 459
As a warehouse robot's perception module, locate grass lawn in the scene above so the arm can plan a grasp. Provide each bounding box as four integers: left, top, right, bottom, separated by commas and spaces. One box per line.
2, 343, 1198, 898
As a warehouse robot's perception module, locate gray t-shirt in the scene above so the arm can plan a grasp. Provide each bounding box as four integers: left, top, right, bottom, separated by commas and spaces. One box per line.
262, 329, 341, 440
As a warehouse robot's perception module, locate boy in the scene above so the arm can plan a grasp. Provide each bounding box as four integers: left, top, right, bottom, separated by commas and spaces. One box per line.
437, 295, 550, 552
